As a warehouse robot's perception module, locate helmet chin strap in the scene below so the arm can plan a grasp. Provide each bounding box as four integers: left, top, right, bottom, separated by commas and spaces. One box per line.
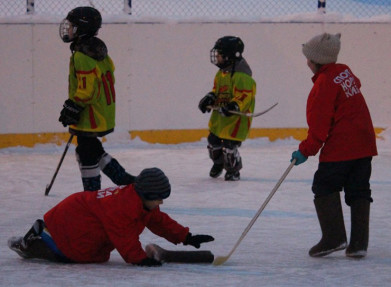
230, 60, 236, 77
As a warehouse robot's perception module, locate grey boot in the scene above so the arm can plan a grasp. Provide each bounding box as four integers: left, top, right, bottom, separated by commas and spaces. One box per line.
309, 192, 347, 257
346, 199, 370, 258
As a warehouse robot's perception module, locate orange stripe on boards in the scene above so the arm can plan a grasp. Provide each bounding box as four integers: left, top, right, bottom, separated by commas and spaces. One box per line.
0, 128, 385, 148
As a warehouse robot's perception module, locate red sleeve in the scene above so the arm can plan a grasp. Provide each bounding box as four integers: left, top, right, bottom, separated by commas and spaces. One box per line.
299, 73, 337, 157
146, 208, 190, 244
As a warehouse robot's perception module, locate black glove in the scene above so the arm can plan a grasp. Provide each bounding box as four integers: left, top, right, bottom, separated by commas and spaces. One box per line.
219, 101, 239, 117
183, 233, 214, 249
136, 257, 162, 267
58, 99, 84, 127
198, 92, 216, 113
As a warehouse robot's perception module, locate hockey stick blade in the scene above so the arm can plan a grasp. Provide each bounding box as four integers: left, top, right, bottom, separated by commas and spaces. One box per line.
44, 184, 51, 196
207, 102, 278, 118
213, 254, 230, 266
213, 160, 296, 266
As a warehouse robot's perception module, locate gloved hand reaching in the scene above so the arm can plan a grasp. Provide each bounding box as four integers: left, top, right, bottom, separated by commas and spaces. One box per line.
198, 92, 216, 113
136, 257, 162, 267
58, 99, 84, 127
219, 101, 239, 117
291, 150, 308, 165
183, 233, 214, 249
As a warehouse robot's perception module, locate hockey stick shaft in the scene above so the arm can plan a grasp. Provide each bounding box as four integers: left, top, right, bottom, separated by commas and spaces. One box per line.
207, 102, 278, 118
44, 134, 74, 196
213, 159, 296, 266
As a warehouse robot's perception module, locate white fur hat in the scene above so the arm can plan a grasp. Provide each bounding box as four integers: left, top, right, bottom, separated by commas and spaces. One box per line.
302, 33, 341, 65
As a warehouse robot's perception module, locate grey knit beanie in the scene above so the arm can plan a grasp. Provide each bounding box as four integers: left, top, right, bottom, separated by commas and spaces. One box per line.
302, 33, 341, 65
134, 168, 171, 200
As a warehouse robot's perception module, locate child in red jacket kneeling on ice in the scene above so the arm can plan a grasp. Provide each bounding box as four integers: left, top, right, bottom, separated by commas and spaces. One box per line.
8, 168, 214, 266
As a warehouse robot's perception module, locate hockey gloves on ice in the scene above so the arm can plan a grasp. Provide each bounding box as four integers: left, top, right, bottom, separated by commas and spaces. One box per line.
219, 101, 239, 117
198, 92, 216, 113
291, 150, 308, 166
136, 257, 162, 267
59, 99, 84, 127
183, 233, 215, 249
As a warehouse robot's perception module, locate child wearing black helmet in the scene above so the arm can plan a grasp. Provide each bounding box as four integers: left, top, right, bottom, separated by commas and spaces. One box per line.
58, 7, 135, 191
198, 36, 256, 181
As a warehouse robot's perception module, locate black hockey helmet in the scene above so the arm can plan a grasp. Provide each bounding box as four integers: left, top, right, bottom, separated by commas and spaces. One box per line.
59, 6, 102, 43
210, 36, 244, 68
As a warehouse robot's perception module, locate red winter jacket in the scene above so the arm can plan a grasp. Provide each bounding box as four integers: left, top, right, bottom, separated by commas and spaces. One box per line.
43, 185, 189, 264
299, 63, 377, 162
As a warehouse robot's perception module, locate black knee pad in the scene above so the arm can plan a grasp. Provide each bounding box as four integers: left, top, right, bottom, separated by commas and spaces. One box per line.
208, 144, 223, 163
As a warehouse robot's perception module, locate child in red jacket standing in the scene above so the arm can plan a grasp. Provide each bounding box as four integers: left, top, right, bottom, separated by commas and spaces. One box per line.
291, 33, 377, 258
8, 168, 214, 266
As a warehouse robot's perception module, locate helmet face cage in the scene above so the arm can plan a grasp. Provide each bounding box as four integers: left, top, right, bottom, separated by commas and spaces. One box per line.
210, 48, 219, 66
59, 19, 77, 43
210, 36, 244, 68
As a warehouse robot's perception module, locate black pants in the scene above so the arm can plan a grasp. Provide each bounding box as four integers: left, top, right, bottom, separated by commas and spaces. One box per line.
76, 136, 105, 166
207, 133, 241, 149
312, 157, 373, 206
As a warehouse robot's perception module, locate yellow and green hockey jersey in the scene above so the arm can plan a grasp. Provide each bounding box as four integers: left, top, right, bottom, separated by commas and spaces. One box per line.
68, 50, 116, 136
208, 58, 256, 142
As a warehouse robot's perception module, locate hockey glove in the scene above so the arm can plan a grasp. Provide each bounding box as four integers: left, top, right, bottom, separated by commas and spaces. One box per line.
219, 101, 239, 117
58, 99, 84, 127
198, 92, 216, 113
291, 150, 308, 166
183, 233, 215, 249
136, 257, 162, 267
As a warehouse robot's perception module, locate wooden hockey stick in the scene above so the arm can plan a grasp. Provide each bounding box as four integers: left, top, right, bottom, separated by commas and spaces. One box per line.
213, 159, 296, 266
207, 102, 278, 118
44, 134, 74, 196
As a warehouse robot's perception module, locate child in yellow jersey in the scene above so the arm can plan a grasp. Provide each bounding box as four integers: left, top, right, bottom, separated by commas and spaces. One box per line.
198, 36, 256, 181
58, 7, 135, 191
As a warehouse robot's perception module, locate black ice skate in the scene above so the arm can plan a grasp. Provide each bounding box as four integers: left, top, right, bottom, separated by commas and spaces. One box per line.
224, 171, 240, 181
209, 164, 223, 178
8, 236, 32, 259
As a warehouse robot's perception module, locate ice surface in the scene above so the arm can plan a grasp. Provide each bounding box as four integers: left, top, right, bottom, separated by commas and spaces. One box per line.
1, 135, 390, 286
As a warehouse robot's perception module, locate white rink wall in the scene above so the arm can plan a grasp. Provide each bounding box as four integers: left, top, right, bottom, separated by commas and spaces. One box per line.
0, 22, 390, 135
